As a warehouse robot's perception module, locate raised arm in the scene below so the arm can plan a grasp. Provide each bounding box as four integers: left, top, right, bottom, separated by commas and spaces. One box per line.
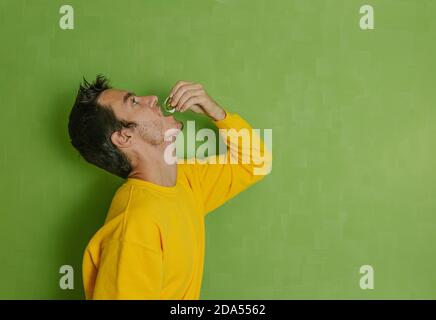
191, 111, 272, 215
168, 80, 272, 216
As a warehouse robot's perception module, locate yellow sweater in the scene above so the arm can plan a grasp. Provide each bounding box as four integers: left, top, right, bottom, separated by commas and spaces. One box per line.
82, 111, 272, 299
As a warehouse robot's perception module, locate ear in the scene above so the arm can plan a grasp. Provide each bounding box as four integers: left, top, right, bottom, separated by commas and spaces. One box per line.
111, 127, 133, 149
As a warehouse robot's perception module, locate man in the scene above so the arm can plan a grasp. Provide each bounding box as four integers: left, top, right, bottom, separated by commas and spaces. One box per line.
68, 75, 272, 299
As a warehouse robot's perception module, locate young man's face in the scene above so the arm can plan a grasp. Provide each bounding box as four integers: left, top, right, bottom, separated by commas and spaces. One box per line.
98, 88, 182, 146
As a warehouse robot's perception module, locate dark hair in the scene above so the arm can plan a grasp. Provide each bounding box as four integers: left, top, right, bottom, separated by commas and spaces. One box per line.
68, 75, 133, 179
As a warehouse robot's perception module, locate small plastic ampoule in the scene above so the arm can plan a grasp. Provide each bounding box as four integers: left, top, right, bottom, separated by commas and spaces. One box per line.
161, 96, 176, 116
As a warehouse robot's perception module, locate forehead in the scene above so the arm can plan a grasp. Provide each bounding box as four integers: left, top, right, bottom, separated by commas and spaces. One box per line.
97, 88, 129, 108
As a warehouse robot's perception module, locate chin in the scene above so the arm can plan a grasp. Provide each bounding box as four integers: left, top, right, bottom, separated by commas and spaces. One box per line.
172, 118, 183, 131
177, 120, 184, 131
163, 119, 183, 142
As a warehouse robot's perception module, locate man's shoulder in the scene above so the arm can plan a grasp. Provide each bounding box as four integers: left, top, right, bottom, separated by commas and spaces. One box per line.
84, 183, 160, 254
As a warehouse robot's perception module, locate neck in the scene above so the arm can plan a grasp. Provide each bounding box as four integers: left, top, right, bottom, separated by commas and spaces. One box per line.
128, 145, 178, 187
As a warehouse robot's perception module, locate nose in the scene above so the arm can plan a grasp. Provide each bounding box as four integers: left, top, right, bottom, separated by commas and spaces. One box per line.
148, 96, 158, 107
139, 95, 158, 108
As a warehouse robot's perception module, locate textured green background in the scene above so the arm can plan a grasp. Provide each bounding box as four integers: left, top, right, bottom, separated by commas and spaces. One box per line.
0, 0, 435, 299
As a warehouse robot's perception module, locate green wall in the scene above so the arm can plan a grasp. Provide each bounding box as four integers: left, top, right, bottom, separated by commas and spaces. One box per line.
1, 0, 436, 299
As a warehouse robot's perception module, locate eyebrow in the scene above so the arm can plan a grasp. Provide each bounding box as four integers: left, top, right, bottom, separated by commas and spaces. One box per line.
123, 92, 135, 104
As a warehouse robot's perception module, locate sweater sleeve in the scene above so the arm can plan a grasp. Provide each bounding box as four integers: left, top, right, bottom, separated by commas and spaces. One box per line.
88, 239, 163, 300
190, 111, 272, 216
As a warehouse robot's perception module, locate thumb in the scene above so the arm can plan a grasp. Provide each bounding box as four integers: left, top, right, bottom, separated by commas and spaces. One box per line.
190, 104, 205, 114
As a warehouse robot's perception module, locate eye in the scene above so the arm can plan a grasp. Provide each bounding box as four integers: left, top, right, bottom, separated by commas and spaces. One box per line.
132, 97, 139, 106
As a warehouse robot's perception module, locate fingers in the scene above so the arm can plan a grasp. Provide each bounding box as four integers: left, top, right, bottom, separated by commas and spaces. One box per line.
170, 82, 203, 108
176, 88, 203, 111
179, 96, 203, 113
169, 80, 190, 98
189, 104, 205, 114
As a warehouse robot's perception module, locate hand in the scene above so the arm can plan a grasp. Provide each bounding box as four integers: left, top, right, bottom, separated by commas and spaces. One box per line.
168, 81, 226, 121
